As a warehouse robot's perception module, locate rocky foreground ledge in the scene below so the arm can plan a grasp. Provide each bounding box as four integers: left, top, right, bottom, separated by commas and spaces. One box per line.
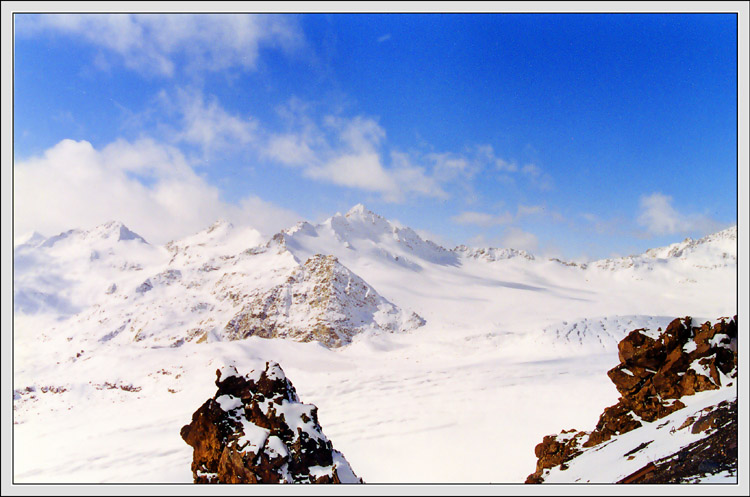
526, 316, 738, 484
180, 361, 362, 483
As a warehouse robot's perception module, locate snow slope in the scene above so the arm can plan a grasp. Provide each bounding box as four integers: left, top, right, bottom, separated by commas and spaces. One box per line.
12, 206, 738, 484
542, 386, 737, 483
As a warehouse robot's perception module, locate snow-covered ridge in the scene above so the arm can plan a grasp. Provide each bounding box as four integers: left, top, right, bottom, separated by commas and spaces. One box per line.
223, 254, 425, 348
13, 210, 737, 338
40, 221, 148, 248
585, 226, 737, 271
165, 219, 264, 268
13, 221, 163, 316
453, 245, 535, 262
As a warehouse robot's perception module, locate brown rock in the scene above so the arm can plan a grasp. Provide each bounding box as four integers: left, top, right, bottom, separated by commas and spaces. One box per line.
694, 321, 716, 346
618, 330, 664, 370
526, 315, 738, 483
660, 346, 690, 376
608, 364, 647, 395
180, 362, 362, 484
650, 370, 682, 400
660, 317, 691, 351
527, 430, 586, 482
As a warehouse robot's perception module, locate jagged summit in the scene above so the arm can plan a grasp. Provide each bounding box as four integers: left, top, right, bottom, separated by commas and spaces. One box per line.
90, 221, 147, 243
262, 205, 458, 268
345, 203, 372, 217
643, 225, 737, 260
40, 221, 148, 248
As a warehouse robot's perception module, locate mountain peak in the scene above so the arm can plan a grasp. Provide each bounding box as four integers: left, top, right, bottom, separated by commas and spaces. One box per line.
90, 221, 148, 243
14, 230, 46, 249
223, 253, 425, 348
344, 204, 385, 222
346, 203, 370, 216
206, 219, 234, 234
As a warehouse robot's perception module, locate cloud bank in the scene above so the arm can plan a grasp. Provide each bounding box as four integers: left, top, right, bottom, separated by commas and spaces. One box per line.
14, 138, 300, 244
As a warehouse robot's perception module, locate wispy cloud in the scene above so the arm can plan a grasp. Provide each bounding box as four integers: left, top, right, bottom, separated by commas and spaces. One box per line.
499, 227, 539, 252
636, 192, 722, 237
263, 110, 449, 202
451, 211, 514, 227
16, 13, 303, 77
117, 85, 554, 206
377, 33, 391, 43
520, 163, 554, 191
156, 87, 258, 157
451, 204, 562, 227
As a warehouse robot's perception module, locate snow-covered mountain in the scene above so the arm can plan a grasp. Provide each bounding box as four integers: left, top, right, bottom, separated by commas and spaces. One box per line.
12, 205, 738, 484
224, 254, 424, 348
15, 207, 736, 347
13, 221, 164, 316
582, 226, 737, 272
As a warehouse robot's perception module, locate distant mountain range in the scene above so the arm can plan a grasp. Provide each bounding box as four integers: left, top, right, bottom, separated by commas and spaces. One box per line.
13, 205, 737, 349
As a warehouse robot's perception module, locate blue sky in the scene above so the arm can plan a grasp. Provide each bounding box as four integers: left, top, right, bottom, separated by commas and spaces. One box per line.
12, 12, 738, 259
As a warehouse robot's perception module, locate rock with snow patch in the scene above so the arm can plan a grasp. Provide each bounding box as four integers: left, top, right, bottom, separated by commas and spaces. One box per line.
223, 254, 425, 348
526, 315, 737, 483
180, 361, 362, 484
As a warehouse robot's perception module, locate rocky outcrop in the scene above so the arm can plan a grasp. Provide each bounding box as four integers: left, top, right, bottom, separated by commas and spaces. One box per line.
526, 315, 737, 484
180, 361, 362, 484
617, 398, 737, 483
223, 254, 425, 348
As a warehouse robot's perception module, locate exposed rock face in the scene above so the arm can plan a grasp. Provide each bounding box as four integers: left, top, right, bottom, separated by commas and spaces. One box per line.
526, 316, 737, 484
223, 254, 425, 348
180, 361, 362, 484
617, 399, 737, 484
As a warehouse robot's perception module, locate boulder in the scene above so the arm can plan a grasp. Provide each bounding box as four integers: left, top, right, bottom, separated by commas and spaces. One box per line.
180, 361, 362, 484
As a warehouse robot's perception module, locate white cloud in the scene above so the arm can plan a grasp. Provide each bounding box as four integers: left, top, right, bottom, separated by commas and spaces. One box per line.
377, 33, 391, 43
637, 192, 721, 236
475, 144, 518, 172
451, 204, 561, 227
389, 152, 449, 201
266, 133, 317, 165
157, 88, 258, 156
307, 152, 398, 194
521, 163, 554, 190
17, 13, 303, 77
499, 227, 539, 252
264, 113, 448, 202
427, 152, 477, 181
451, 211, 514, 227
13, 138, 300, 244
324, 115, 386, 153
